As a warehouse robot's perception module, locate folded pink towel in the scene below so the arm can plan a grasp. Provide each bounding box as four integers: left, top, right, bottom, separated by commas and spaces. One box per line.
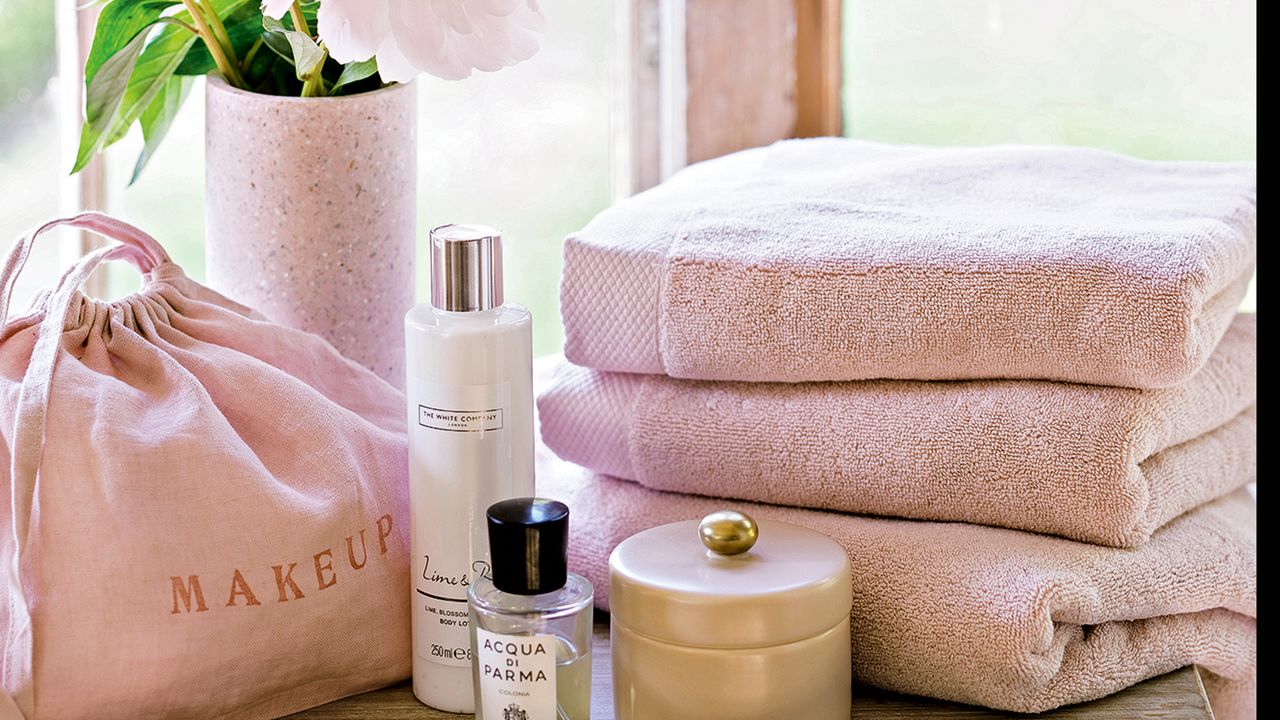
540, 315, 1255, 547
537, 447, 1257, 716
561, 139, 1256, 388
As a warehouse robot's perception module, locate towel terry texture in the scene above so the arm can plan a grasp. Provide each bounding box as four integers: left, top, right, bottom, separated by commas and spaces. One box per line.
537, 446, 1257, 717
561, 138, 1256, 388
539, 315, 1256, 548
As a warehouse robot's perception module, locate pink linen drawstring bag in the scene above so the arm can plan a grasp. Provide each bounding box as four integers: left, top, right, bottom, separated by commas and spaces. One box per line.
0, 214, 410, 718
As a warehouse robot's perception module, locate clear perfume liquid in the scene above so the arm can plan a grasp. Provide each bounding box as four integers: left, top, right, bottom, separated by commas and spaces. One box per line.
469, 574, 594, 720
553, 636, 591, 720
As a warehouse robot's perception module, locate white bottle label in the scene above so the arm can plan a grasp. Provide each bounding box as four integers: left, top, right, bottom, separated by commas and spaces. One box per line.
475, 627, 557, 720
409, 380, 511, 668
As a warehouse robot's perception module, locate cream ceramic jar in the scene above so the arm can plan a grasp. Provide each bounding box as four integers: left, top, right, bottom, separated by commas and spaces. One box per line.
608, 512, 852, 720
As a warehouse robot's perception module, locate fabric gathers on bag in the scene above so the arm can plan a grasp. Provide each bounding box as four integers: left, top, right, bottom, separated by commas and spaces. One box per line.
0, 214, 410, 719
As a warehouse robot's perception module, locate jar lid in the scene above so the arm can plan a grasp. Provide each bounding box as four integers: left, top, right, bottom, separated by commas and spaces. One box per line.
608, 511, 851, 648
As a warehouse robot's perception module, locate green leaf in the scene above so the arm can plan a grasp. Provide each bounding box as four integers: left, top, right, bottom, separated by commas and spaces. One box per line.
263, 15, 325, 80
130, 75, 191, 184
241, 39, 283, 91
294, 2, 321, 28
84, 0, 179, 87
204, 0, 256, 12
102, 17, 199, 147
260, 28, 295, 66
259, 5, 317, 69
73, 18, 164, 173
329, 58, 378, 95
173, 0, 260, 75
268, 53, 297, 94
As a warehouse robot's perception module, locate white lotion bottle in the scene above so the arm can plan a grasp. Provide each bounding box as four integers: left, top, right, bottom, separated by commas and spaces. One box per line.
405, 224, 535, 712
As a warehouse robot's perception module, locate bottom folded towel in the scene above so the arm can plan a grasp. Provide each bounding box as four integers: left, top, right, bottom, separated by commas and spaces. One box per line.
536, 445, 1257, 717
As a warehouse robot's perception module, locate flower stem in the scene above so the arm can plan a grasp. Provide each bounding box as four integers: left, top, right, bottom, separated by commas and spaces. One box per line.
242, 37, 264, 70
301, 42, 329, 97
172, 19, 201, 36
181, 0, 245, 88
200, 0, 241, 69
289, 1, 312, 37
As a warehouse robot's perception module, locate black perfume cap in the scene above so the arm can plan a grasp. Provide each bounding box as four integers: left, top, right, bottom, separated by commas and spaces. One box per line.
486, 498, 569, 595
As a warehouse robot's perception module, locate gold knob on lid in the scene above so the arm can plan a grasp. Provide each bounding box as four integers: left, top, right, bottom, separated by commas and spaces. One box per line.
699, 510, 759, 556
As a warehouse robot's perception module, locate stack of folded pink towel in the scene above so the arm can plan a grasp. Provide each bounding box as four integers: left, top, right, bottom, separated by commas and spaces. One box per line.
537, 139, 1258, 717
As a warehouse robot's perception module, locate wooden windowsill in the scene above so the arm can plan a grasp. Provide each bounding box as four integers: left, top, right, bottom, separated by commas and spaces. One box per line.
285, 613, 1214, 719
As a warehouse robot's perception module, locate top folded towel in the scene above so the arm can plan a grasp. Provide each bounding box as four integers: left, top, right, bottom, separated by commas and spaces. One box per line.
562, 139, 1256, 388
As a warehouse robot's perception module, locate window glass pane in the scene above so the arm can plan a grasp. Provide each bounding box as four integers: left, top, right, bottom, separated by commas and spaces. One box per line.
109, 93, 207, 291
106, 0, 614, 356
842, 0, 1256, 308
0, 0, 60, 311
842, 0, 1255, 161
416, 1, 616, 356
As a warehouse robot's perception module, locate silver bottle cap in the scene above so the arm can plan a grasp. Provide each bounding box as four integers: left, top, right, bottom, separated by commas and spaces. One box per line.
429, 224, 504, 312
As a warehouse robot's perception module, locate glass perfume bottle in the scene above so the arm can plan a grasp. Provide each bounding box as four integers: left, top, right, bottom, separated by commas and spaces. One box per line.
469, 499, 594, 720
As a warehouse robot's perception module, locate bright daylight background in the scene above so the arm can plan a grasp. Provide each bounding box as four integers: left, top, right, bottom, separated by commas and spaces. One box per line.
0, 0, 1256, 356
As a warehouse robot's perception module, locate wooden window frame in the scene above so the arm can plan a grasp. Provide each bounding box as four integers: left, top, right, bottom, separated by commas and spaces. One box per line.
622, 0, 843, 194
55, 0, 107, 295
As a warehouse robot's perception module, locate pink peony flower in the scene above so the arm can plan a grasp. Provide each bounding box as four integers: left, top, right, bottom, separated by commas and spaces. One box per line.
262, 0, 546, 82
261, 0, 296, 19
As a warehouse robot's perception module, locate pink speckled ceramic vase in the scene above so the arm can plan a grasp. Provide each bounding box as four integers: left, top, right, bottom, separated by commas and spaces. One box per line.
204, 76, 416, 389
